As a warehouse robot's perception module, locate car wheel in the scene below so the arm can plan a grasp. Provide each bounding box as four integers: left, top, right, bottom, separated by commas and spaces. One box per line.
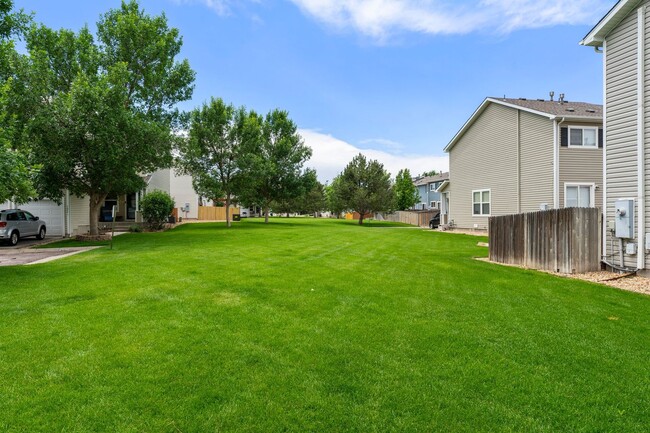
9, 231, 19, 246
37, 226, 46, 240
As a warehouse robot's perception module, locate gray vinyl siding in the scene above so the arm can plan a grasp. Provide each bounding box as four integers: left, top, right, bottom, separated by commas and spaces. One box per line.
645, 2, 650, 270
559, 121, 604, 209
519, 111, 554, 211
448, 103, 518, 229
604, 7, 643, 268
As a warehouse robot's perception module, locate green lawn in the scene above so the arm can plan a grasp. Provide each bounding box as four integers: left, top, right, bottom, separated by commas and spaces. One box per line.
1, 218, 649, 432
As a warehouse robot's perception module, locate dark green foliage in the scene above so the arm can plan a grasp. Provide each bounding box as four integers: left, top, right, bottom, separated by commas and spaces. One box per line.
238, 109, 312, 223
140, 190, 174, 230
419, 169, 439, 177
22, 0, 195, 234
394, 168, 419, 210
177, 98, 251, 227
333, 153, 394, 224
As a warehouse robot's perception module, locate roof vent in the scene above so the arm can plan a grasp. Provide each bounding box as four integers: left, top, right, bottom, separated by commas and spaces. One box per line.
519, 98, 527, 101
586, 108, 596, 113
559, 93, 565, 104
550, 91, 555, 101
566, 108, 575, 112
537, 99, 544, 101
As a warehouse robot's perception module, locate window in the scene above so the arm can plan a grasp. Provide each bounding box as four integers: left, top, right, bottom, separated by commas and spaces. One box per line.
430, 201, 437, 209
472, 189, 490, 216
565, 184, 594, 208
430, 184, 436, 191
569, 126, 598, 148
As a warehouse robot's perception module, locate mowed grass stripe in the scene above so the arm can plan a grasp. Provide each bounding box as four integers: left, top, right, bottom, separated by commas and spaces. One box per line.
0, 218, 648, 432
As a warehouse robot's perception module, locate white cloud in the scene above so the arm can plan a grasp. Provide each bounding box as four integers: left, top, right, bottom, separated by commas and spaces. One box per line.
288, 0, 611, 39
172, 0, 231, 15
300, 129, 448, 183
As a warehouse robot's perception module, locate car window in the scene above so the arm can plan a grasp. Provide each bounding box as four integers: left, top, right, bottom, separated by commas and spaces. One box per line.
23, 211, 35, 220
6, 212, 17, 221
17, 212, 27, 221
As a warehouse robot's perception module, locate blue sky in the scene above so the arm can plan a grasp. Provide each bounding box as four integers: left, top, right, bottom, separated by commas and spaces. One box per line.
15, 0, 613, 182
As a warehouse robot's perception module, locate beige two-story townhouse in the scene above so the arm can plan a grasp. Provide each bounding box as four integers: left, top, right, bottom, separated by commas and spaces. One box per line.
581, 0, 650, 275
443, 97, 603, 230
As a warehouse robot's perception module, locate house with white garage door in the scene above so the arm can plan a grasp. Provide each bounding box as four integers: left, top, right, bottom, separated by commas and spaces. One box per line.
2, 168, 202, 237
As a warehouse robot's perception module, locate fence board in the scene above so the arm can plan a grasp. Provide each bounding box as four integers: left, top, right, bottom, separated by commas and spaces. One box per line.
381, 211, 439, 227
198, 206, 240, 221
489, 208, 600, 274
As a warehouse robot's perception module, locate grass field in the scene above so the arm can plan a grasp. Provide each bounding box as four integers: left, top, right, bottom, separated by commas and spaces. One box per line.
1, 218, 649, 432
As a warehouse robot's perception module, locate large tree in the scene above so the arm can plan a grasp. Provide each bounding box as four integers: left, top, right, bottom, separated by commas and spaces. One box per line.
26, 0, 194, 234
334, 153, 394, 225
0, 0, 34, 203
394, 168, 419, 210
239, 109, 312, 223
178, 98, 254, 227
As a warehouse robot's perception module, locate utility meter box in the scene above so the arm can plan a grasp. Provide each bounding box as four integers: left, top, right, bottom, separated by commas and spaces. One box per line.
183, 203, 190, 212
614, 199, 634, 239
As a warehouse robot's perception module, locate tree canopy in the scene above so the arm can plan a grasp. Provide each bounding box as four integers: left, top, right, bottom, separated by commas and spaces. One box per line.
394, 168, 419, 210
332, 153, 394, 225
238, 109, 312, 223
24, 0, 195, 234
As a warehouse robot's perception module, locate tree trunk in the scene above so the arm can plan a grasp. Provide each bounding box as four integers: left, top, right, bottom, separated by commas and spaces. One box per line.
264, 206, 269, 224
225, 196, 231, 228
358, 213, 364, 225
89, 192, 108, 235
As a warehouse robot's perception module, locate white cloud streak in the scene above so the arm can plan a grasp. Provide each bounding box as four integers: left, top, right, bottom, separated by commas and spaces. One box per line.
300, 129, 448, 183
287, 0, 610, 39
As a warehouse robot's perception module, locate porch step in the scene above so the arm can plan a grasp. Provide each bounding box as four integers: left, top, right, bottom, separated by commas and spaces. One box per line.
98, 221, 143, 232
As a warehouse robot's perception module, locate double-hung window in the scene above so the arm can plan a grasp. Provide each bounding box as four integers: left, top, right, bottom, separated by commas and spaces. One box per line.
472, 189, 490, 216
565, 184, 594, 208
569, 126, 598, 148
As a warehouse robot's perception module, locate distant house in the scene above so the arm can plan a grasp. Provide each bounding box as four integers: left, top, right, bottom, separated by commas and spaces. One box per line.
580, 0, 650, 274
443, 97, 603, 230
3, 168, 204, 236
413, 172, 449, 211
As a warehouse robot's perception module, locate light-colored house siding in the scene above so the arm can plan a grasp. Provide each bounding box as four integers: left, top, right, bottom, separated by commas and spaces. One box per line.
559, 122, 604, 209
69, 195, 90, 235
605, 7, 645, 268
448, 103, 519, 229
519, 111, 554, 211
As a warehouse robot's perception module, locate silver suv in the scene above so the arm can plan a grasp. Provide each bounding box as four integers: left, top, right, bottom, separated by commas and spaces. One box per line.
0, 209, 47, 246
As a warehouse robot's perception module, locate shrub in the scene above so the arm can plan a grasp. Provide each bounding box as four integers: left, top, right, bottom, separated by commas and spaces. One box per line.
129, 224, 143, 233
140, 190, 175, 230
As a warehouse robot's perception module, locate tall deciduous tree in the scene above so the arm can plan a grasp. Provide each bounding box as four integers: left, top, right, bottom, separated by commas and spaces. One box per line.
239, 109, 311, 223
333, 153, 394, 225
178, 98, 252, 227
0, 0, 34, 203
25, 1, 195, 234
394, 168, 419, 210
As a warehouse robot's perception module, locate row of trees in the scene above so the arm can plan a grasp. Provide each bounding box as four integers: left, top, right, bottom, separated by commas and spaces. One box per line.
178, 98, 312, 227
0, 0, 432, 231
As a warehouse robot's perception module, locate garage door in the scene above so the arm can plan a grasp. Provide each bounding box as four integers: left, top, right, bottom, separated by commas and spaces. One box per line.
17, 200, 64, 237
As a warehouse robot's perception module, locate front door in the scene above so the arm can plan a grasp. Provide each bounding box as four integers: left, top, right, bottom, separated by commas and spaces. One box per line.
126, 193, 137, 220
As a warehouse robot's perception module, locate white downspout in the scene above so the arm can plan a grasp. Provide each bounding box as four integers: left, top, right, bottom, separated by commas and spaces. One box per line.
602, 40, 608, 263
637, 6, 646, 270
553, 117, 565, 209
65, 190, 72, 237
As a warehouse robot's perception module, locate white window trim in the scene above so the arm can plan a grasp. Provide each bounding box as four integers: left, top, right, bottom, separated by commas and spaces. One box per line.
567, 125, 599, 149
472, 188, 491, 217
564, 182, 596, 208
429, 184, 436, 191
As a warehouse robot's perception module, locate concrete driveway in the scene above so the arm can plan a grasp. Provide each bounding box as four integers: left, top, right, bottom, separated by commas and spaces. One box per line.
0, 237, 101, 266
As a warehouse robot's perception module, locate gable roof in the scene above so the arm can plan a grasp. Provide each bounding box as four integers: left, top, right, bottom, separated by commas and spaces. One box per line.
580, 0, 643, 47
444, 97, 603, 152
413, 172, 449, 186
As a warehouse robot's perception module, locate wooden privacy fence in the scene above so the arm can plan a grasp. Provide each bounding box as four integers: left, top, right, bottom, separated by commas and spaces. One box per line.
198, 206, 240, 221
489, 207, 601, 274
382, 211, 439, 227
